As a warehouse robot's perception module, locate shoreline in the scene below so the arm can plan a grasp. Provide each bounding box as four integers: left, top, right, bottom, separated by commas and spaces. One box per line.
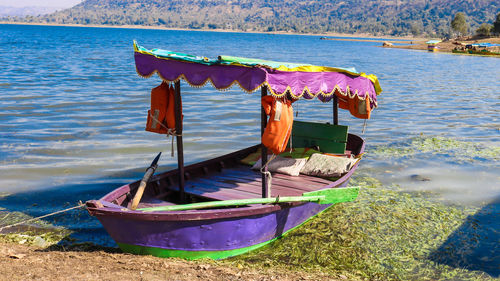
0, 21, 425, 41
2, 21, 498, 56
381, 37, 500, 56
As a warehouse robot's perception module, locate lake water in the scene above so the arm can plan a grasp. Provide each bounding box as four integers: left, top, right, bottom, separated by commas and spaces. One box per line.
0, 24, 498, 270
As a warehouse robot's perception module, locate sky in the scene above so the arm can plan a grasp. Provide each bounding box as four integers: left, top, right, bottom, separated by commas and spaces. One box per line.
0, 0, 82, 8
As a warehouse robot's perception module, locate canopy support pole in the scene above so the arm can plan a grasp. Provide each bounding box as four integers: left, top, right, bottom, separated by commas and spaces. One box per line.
260, 86, 269, 198
174, 80, 185, 203
333, 95, 338, 125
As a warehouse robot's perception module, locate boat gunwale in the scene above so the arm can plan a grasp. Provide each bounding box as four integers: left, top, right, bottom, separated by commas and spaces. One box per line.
86, 134, 364, 222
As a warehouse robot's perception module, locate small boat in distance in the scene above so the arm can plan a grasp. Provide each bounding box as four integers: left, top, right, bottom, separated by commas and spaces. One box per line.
426, 40, 441, 52
85, 42, 382, 260
452, 42, 500, 56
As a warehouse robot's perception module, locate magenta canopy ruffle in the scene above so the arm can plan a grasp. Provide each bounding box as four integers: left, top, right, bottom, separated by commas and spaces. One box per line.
134, 42, 382, 108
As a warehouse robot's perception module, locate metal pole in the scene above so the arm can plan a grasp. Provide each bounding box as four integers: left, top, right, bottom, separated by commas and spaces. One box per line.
333, 95, 338, 125
260, 86, 269, 198
174, 80, 185, 203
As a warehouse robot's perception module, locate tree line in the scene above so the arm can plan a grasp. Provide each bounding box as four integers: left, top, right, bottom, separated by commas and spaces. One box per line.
2, 0, 499, 37
452, 12, 500, 37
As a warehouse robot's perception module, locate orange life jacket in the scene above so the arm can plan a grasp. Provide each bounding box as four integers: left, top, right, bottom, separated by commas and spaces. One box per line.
261, 96, 294, 155
146, 82, 181, 134
338, 94, 371, 119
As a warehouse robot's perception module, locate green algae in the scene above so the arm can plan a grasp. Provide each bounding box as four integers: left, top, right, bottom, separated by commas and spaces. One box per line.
0, 210, 71, 247
0, 169, 495, 279
0, 231, 70, 247
229, 176, 493, 280
371, 135, 500, 163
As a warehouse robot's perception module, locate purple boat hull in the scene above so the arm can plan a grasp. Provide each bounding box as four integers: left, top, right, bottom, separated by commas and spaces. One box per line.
96, 202, 330, 253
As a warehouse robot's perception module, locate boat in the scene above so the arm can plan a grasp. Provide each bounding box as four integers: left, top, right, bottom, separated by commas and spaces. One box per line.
467, 49, 500, 56
85, 41, 382, 260
453, 43, 500, 56
426, 40, 441, 52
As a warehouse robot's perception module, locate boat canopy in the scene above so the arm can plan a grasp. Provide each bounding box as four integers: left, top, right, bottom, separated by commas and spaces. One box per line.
134, 41, 382, 111
470, 43, 500, 48
426, 40, 441, 45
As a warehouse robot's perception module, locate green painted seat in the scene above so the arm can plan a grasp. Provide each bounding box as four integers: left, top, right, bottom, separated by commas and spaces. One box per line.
289, 121, 348, 154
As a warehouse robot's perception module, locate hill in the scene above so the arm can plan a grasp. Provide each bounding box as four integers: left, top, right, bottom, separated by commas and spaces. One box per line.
0, 6, 62, 17
8, 0, 500, 36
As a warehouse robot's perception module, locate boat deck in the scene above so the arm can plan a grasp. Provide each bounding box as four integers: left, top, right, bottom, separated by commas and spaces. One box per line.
137, 164, 334, 209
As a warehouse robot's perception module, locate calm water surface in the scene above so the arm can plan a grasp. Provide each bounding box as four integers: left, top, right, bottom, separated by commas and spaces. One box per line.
0, 24, 498, 253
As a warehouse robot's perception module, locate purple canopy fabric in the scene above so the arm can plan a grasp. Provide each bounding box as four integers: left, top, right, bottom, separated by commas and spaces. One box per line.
134, 44, 382, 109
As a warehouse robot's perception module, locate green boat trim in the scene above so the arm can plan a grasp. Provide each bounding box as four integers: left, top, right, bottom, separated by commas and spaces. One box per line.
117, 202, 339, 260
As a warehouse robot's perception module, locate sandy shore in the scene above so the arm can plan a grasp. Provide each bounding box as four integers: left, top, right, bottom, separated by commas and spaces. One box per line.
0, 242, 335, 281
380, 37, 500, 55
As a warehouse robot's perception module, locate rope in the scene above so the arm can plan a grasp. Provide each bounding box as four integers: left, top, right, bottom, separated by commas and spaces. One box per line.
362, 119, 368, 134
259, 154, 277, 172
262, 170, 272, 198
148, 111, 180, 137
0, 202, 85, 233
260, 154, 277, 198
170, 135, 175, 157
148, 111, 182, 157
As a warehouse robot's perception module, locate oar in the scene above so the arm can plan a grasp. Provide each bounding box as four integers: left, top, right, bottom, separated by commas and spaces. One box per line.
138, 186, 359, 212
130, 152, 162, 210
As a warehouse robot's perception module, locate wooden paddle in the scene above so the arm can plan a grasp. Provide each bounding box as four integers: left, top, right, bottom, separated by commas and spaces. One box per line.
130, 152, 162, 210
138, 186, 359, 212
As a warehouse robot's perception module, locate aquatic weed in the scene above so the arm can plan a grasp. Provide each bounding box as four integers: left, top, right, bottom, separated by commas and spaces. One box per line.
371, 135, 500, 163
0, 211, 71, 247
231, 176, 492, 280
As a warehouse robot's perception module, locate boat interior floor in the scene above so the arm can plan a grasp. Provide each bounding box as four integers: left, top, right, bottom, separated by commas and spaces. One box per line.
136, 164, 334, 209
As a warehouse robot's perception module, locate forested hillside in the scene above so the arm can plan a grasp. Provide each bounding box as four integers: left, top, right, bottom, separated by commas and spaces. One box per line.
10, 0, 500, 36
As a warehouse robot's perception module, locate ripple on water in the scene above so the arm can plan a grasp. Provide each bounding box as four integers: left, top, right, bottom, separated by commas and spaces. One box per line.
0, 27, 499, 252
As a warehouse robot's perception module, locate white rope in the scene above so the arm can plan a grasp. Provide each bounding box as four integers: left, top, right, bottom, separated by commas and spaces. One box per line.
170, 135, 175, 157
259, 154, 277, 173
148, 111, 179, 136
362, 119, 368, 134
260, 154, 277, 198
0, 202, 85, 233
263, 170, 272, 197
148, 111, 182, 157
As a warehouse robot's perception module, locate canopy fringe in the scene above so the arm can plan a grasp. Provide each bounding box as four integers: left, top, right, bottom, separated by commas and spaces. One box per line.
137, 69, 377, 107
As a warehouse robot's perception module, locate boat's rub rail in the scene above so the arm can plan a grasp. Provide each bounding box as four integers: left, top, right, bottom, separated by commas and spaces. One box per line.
86, 200, 286, 221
